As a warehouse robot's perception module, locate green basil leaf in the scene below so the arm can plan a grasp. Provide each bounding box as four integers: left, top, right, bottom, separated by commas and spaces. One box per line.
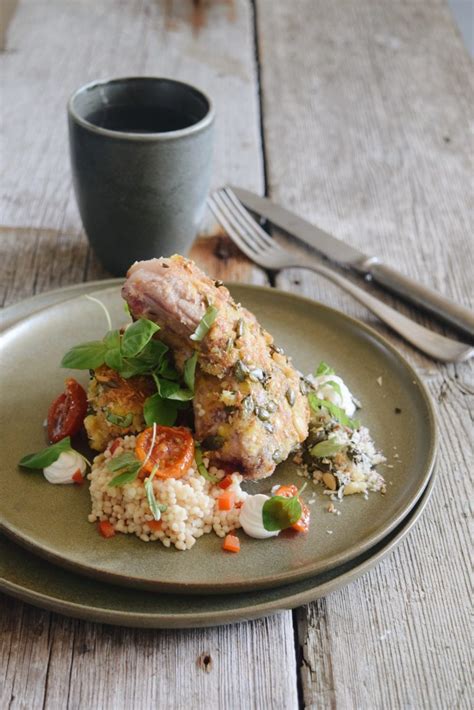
138, 339, 168, 366
104, 330, 121, 349
308, 393, 359, 429
316, 361, 335, 376
19, 437, 72, 469
121, 319, 160, 358
143, 393, 179, 427
184, 352, 198, 392
145, 477, 168, 521
166, 387, 194, 402
155, 378, 180, 399
106, 452, 140, 472
154, 376, 193, 402
104, 347, 123, 371
61, 341, 107, 369
190, 305, 218, 342
105, 410, 133, 427
262, 495, 302, 531
118, 357, 152, 378
108, 468, 141, 487
310, 439, 345, 458
325, 379, 342, 397
195, 444, 219, 483
157, 358, 180, 381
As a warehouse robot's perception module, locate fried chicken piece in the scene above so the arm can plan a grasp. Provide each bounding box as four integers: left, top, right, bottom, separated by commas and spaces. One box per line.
122, 255, 309, 479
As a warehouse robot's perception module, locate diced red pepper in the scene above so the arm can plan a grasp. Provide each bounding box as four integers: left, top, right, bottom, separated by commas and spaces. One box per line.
109, 439, 121, 455
147, 519, 163, 532
98, 520, 115, 538
72, 469, 84, 485
218, 475, 233, 489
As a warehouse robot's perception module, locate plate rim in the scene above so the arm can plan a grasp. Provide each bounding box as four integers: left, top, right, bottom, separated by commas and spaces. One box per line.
0, 472, 435, 628
0, 281, 437, 593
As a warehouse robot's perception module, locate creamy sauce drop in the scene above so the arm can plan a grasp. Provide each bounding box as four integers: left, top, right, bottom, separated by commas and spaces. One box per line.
309, 374, 356, 416
239, 494, 280, 539
43, 450, 86, 484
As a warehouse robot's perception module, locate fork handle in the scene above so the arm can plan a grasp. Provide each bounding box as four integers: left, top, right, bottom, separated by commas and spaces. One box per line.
302, 261, 473, 363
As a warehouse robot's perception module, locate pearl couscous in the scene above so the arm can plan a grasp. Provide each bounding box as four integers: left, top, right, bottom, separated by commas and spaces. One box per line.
88, 435, 248, 550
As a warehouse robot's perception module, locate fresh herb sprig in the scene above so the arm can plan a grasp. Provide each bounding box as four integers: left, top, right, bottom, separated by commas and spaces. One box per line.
107, 452, 143, 487
190, 305, 218, 342
61, 297, 199, 428
310, 438, 345, 458
144, 465, 168, 521
19, 437, 73, 469
308, 392, 359, 430
262, 495, 302, 532
195, 444, 219, 483
315, 361, 335, 376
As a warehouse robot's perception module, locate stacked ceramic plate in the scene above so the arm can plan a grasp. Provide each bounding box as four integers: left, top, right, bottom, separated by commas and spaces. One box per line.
0, 281, 436, 628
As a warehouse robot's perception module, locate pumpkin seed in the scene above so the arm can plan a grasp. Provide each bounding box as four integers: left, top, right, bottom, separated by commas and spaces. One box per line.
249, 367, 265, 382
234, 360, 249, 381
256, 406, 271, 421
242, 396, 254, 415
285, 388, 296, 406
272, 449, 284, 463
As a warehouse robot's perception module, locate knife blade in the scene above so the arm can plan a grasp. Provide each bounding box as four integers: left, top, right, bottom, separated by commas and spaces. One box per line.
228, 186, 474, 338
230, 186, 371, 270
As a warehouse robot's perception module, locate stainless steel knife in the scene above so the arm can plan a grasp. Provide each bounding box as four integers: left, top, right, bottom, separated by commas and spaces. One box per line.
229, 185, 474, 338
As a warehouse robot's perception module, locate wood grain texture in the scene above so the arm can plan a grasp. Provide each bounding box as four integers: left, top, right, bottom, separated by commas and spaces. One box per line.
1, 0, 473, 708
256, 0, 473, 707
0, 3, 294, 710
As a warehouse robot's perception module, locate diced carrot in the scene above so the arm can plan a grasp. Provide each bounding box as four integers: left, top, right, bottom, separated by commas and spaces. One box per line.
218, 490, 236, 511
147, 519, 163, 532
275, 484, 299, 498
218, 475, 233, 489
223, 533, 240, 553
72, 469, 84, 485
292, 502, 310, 533
98, 520, 116, 538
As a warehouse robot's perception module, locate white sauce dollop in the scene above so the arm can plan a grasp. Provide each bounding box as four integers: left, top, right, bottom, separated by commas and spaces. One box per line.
309, 374, 356, 417
239, 494, 280, 539
43, 450, 86, 484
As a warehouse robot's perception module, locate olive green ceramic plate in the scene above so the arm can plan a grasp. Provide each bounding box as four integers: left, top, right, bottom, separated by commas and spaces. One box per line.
0, 475, 434, 628
0, 284, 436, 594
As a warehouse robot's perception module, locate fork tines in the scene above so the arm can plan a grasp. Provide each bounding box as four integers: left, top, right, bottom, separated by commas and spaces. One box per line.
207, 187, 279, 266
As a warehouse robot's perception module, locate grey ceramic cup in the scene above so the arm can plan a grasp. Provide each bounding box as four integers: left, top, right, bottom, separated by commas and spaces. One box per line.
68, 77, 215, 275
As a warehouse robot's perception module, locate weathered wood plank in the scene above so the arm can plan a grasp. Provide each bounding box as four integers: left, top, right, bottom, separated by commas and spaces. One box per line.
0, 3, 296, 710
256, 0, 473, 707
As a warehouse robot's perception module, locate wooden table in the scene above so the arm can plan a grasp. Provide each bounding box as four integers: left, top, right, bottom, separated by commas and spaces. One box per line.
1, 1, 472, 707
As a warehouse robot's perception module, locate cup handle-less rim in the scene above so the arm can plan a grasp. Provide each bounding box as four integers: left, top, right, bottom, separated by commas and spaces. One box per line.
67, 76, 215, 142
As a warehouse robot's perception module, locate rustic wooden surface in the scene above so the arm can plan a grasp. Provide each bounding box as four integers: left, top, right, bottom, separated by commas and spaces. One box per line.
1, 1, 472, 708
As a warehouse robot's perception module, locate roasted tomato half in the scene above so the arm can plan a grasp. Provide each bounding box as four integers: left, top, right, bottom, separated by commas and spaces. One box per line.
47, 378, 88, 443
135, 426, 195, 479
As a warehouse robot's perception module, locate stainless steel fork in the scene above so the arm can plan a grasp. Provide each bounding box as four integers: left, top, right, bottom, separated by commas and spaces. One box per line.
208, 187, 474, 363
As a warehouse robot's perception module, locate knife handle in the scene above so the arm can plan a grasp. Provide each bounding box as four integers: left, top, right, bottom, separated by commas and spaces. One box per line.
366, 261, 474, 338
